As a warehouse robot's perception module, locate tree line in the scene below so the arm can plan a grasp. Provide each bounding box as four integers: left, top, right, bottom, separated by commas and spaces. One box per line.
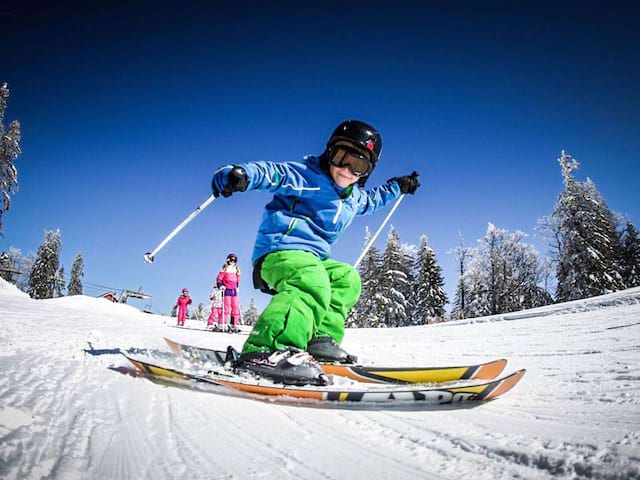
349, 151, 640, 326
1, 81, 638, 321
0, 230, 85, 298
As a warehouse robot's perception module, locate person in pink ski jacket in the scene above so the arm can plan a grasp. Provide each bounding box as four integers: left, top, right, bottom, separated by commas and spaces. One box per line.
175, 288, 192, 326
216, 253, 241, 332
207, 284, 225, 330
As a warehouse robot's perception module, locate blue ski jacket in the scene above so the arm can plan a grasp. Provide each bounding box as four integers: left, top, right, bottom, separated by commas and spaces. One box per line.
213, 156, 402, 264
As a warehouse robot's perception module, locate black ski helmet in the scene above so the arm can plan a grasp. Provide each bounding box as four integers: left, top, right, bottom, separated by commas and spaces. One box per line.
325, 120, 382, 187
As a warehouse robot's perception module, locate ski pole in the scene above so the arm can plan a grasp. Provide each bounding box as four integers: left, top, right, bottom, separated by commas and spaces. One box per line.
144, 194, 216, 263
353, 194, 406, 269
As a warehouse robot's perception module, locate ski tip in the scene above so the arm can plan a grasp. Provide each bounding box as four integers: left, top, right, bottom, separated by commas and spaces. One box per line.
164, 337, 180, 354
474, 358, 508, 380
143, 252, 154, 264
484, 369, 526, 400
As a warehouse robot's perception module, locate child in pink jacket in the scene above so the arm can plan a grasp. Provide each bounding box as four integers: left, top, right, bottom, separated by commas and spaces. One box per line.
175, 288, 192, 326
216, 253, 241, 332
207, 285, 225, 330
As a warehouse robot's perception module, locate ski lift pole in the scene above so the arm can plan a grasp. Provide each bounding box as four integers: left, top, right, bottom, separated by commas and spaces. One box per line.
144, 194, 216, 263
353, 194, 406, 269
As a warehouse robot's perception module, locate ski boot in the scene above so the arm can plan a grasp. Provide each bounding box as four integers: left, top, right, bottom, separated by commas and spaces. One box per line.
231, 347, 331, 386
306, 337, 358, 364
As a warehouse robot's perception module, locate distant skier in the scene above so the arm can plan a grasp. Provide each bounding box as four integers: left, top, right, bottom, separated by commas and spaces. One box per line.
216, 253, 241, 333
211, 120, 420, 384
207, 284, 225, 331
175, 288, 192, 326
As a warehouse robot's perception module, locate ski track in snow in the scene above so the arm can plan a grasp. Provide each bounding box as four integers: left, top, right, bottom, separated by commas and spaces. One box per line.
1, 280, 640, 479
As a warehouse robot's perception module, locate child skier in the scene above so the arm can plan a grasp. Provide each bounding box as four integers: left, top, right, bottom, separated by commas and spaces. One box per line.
211, 120, 419, 384
216, 253, 241, 333
207, 284, 225, 331
175, 288, 192, 327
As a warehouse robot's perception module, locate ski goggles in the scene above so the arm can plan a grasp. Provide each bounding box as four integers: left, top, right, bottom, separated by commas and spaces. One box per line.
329, 145, 372, 178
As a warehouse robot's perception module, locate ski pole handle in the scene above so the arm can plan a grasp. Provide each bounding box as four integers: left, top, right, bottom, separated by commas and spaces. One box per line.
353, 194, 406, 269
144, 194, 216, 264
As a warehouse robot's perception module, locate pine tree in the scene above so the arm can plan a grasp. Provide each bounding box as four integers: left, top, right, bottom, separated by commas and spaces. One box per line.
553, 151, 624, 301
350, 227, 385, 328
0, 83, 22, 236
401, 242, 418, 324
620, 222, 640, 288
379, 226, 411, 327
68, 253, 84, 295
28, 230, 62, 299
413, 236, 448, 323
243, 298, 260, 326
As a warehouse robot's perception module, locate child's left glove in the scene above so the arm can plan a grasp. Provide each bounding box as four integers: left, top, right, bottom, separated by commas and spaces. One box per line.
212, 166, 249, 197
388, 171, 420, 194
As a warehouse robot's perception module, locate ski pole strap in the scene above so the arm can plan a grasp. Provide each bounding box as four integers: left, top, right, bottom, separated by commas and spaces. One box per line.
353, 194, 406, 269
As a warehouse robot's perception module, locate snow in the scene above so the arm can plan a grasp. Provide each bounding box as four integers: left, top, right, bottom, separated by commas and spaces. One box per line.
1, 278, 640, 479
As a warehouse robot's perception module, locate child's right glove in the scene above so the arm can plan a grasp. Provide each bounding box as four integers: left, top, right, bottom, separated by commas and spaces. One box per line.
211, 165, 249, 197
388, 171, 420, 194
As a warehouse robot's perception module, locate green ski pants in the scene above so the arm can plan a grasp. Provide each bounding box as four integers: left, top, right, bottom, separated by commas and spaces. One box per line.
242, 250, 361, 353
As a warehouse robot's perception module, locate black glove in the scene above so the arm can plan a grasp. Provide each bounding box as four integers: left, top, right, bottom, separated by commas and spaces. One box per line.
388, 171, 420, 194
211, 166, 249, 198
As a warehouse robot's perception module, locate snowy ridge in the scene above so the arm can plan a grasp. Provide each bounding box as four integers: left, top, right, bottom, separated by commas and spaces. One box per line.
1, 279, 639, 479
441, 286, 640, 326
0, 277, 29, 298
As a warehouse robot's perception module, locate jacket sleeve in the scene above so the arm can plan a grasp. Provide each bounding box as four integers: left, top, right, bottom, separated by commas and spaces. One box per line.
216, 271, 225, 287
355, 181, 402, 216
238, 161, 322, 197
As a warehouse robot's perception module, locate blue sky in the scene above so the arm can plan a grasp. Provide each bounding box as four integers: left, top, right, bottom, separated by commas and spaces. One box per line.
2, 2, 639, 314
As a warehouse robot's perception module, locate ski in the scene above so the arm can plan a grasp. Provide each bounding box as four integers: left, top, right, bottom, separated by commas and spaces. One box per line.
122, 350, 525, 405
164, 337, 508, 384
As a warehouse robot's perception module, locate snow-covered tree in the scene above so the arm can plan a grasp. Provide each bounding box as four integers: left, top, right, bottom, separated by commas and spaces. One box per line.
13, 249, 35, 293
191, 303, 206, 321
552, 151, 624, 301
67, 253, 84, 295
54, 266, 65, 298
243, 298, 260, 326
401, 242, 418, 322
28, 230, 62, 299
379, 226, 412, 327
350, 227, 385, 328
0, 83, 22, 236
0, 251, 16, 282
413, 236, 447, 323
462, 224, 551, 317
450, 234, 472, 320
620, 222, 640, 288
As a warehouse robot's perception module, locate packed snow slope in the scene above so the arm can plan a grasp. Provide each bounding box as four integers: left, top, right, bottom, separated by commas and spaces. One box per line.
1, 279, 639, 480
